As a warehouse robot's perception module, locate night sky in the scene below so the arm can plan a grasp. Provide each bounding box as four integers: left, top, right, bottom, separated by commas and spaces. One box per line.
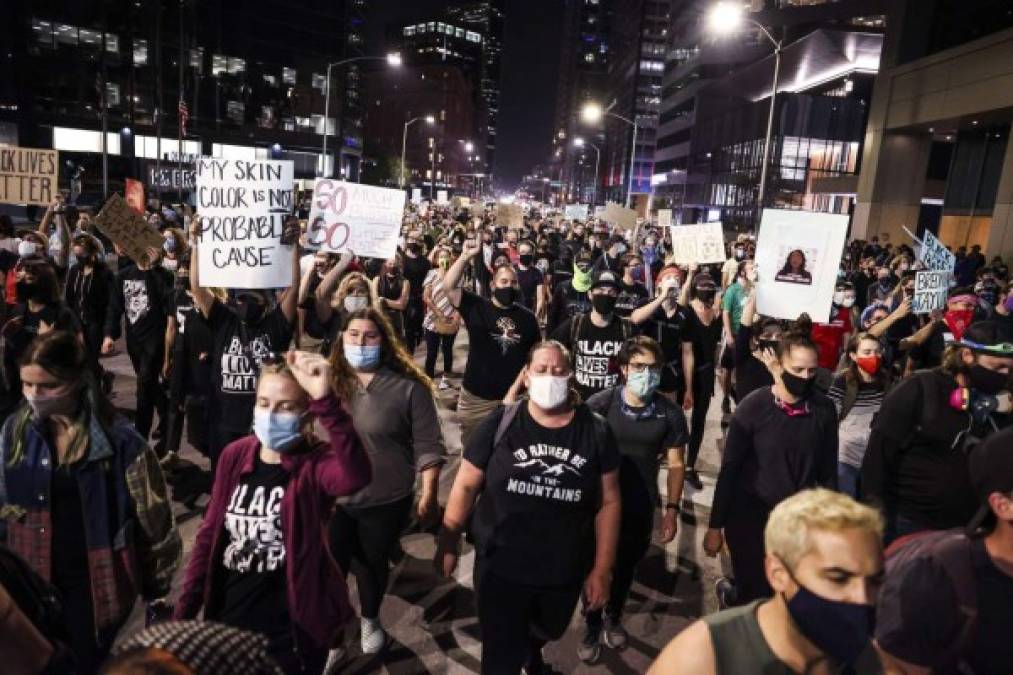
370, 0, 564, 193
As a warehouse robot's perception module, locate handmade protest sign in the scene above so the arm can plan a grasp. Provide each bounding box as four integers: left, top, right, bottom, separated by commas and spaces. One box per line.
125, 178, 145, 214
94, 193, 167, 266
602, 202, 637, 230
755, 209, 848, 321
657, 209, 673, 227
496, 203, 524, 228
669, 222, 725, 265
436, 190, 448, 205
565, 204, 588, 220
912, 270, 948, 314
0, 145, 58, 206
195, 158, 294, 289
306, 179, 405, 261
919, 230, 956, 273
411, 188, 422, 204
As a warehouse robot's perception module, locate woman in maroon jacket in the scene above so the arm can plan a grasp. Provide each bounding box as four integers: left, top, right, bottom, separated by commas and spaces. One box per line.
175, 350, 371, 674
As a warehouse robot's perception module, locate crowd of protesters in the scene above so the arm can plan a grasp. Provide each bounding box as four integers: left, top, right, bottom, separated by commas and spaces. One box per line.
0, 193, 1011, 675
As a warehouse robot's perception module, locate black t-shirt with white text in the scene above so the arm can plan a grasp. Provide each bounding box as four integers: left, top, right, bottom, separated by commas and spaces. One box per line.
465, 404, 620, 586
216, 452, 290, 641
458, 290, 541, 401
209, 299, 293, 433
551, 314, 629, 401
645, 303, 688, 393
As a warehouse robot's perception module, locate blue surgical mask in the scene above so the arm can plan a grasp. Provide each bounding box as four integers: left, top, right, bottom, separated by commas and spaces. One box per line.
627, 369, 661, 399
253, 409, 304, 452
344, 343, 381, 370
163, 238, 177, 254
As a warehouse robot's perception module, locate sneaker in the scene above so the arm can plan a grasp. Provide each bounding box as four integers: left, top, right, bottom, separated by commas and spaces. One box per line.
601, 614, 628, 650
576, 626, 601, 664
322, 647, 346, 674
360, 618, 386, 654
716, 576, 738, 609
438, 376, 451, 390
685, 468, 704, 490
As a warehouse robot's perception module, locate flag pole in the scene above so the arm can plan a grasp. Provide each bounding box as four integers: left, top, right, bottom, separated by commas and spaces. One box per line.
178, 0, 185, 204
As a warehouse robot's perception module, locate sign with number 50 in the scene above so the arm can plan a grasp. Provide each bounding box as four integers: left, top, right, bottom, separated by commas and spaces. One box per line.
307, 179, 406, 260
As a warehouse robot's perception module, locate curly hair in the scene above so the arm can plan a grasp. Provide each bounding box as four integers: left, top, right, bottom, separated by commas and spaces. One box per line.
330, 272, 377, 312
328, 307, 435, 400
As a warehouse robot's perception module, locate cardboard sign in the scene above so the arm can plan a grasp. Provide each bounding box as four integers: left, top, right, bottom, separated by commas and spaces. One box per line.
306, 179, 406, 261
125, 178, 145, 214
919, 230, 956, 273
912, 270, 949, 314
195, 158, 294, 289
669, 223, 726, 265
565, 204, 588, 221
657, 209, 673, 228
602, 202, 637, 230
452, 196, 471, 211
436, 190, 448, 205
94, 193, 167, 266
496, 203, 524, 228
0, 145, 59, 206
755, 209, 849, 321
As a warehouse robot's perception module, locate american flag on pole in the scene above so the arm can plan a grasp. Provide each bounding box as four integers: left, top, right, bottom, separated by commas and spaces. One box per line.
178, 98, 189, 137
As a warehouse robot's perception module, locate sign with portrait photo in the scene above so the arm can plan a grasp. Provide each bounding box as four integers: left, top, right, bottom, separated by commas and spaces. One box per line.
755, 209, 849, 321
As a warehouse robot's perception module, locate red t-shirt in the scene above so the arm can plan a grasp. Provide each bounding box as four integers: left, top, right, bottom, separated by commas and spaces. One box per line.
811, 306, 853, 370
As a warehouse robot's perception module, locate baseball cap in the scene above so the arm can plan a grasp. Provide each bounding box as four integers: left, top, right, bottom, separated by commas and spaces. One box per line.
966, 425, 1013, 535
591, 269, 621, 291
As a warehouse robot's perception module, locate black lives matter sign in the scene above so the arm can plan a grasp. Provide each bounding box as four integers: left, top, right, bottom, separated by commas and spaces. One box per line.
195, 158, 294, 289
0, 146, 59, 206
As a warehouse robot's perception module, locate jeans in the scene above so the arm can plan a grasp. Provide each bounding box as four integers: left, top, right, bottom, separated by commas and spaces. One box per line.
424, 329, 456, 377
586, 504, 652, 630
838, 463, 861, 499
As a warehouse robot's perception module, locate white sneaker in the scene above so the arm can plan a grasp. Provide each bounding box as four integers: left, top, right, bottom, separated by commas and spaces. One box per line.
360, 618, 386, 654
439, 376, 451, 390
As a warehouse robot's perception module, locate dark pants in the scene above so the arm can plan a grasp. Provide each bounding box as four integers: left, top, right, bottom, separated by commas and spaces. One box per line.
724, 503, 773, 604
687, 377, 714, 470
475, 557, 583, 675
424, 329, 456, 377
59, 580, 124, 675
209, 425, 248, 471
404, 297, 425, 353
586, 505, 652, 630
328, 496, 412, 620
268, 626, 328, 675
81, 320, 105, 382
126, 334, 167, 446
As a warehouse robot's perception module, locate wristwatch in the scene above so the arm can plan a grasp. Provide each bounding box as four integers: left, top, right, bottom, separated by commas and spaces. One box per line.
664, 503, 681, 513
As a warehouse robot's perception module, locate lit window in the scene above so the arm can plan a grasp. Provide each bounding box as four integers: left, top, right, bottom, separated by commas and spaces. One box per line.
456, 28, 465, 38
189, 47, 204, 71
133, 38, 148, 65
105, 33, 119, 53
55, 23, 77, 46
105, 82, 121, 107
228, 57, 245, 75
312, 73, 327, 91
404, 26, 415, 36
466, 31, 481, 42
79, 28, 101, 46
212, 54, 227, 76
282, 67, 297, 85
585, 53, 595, 63
263, 74, 278, 86
32, 19, 54, 47
226, 100, 244, 124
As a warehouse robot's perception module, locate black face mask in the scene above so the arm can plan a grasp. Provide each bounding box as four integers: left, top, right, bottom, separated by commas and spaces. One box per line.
175, 276, 191, 293
519, 254, 534, 267
493, 286, 517, 306
16, 280, 34, 302
236, 297, 265, 324
407, 243, 421, 254
591, 293, 617, 316
781, 371, 815, 399
969, 364, 1009, 396
696, 288, 716, 303
785, 580, 875, 666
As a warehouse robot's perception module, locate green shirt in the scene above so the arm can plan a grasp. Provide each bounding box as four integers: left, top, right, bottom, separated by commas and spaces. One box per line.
721, 281, 747, 334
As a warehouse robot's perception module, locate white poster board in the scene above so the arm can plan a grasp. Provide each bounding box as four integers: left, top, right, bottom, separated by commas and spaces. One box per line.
755, 209, 849, 321
657, 209, 672, 228
411, 188, 422, 205
565, 204, 588, 220
436, 190, 448, 205
306, 179, 406, 261
919, 230, 956, 273
669, 223, 724, 265
912, 270, 948, 314
196, 157, 294, 289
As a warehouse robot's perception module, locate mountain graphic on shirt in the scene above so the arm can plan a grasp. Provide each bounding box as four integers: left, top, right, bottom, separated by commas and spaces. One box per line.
514, 457, 581, 477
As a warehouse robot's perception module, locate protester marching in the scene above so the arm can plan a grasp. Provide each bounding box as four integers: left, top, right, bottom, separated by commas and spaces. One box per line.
0, 153, 1011, 675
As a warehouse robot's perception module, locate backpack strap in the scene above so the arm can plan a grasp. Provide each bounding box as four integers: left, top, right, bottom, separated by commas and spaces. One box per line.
839, 377, 860, 422
493, 402, 523, 449
620, 317, 632, 342
932, 534, 978, 665
570, 312, 586, 351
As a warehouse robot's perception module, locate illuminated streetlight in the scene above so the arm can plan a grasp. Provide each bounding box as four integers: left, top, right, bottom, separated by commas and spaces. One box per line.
401, 114, 436, 188
707, 2, 744, 35
386, 52, 403, 67
581, 102, 604, 124
464, 141, 474, 153
580, 101, 637, 208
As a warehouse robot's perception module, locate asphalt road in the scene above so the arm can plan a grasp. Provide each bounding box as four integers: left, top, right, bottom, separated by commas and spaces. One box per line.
109, 329, 730, 674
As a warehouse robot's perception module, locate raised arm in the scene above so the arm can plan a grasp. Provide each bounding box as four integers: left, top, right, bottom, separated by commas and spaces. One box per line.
631, 292, 665, 326
741, 285, 758, 327
187, 226, 215, 318
277, 220, 302, 325
868, 297, 911, 339
314, 251, 354, 324
679, 264, 696, 306
444, 239, 481, 306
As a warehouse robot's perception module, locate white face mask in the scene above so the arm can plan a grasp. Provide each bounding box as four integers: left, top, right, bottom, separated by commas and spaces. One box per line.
527, 374, 570, 410
162, 258, 178, 272
344, 295, 369, 312
18, 241, 37, 258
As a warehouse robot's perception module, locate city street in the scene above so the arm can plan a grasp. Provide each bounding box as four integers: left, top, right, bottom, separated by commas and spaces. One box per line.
111, 329, 729, 674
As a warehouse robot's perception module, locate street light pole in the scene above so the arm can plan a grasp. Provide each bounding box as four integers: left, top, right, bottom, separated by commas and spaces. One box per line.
757, 39, 782, 222
574, 138, 601, 205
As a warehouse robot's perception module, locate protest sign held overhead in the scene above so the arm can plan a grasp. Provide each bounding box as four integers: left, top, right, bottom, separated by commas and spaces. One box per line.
496, 203, 524, 228
195, 157, 294, 289
912, 270, 948, 314
436, 190, 449, 205
94, 193, 167, 266
306, 179, 405, 261
919, 230, 956, 273
755, 209, 848, 321
601, 202, 637, 230
565, 204, 588, 221
125, 178, 145, 214
0, 145, 58, 206
657, 209, 672, 228
669, 222, 725, 265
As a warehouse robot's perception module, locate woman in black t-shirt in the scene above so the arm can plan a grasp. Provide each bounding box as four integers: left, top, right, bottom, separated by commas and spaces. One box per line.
375, 256, 409, 340
436, 341, 621, 675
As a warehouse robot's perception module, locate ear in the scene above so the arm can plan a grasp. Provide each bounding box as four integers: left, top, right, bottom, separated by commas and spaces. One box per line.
766, 554, 793, 594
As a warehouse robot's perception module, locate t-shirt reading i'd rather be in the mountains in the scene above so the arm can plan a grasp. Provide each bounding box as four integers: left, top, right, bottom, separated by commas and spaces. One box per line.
465, 404, 620, 587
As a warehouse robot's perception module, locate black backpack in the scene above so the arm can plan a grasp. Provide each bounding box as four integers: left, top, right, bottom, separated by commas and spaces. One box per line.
0, 544, 71, 659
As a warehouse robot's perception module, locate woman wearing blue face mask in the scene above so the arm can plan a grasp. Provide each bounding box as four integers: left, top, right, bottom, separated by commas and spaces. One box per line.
176, 350, 371, 674
327, 307, 447, 656
576, 336, 689, 664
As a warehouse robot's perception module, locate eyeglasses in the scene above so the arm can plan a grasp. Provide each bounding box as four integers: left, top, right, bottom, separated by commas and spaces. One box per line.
627, 362, 660, 374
